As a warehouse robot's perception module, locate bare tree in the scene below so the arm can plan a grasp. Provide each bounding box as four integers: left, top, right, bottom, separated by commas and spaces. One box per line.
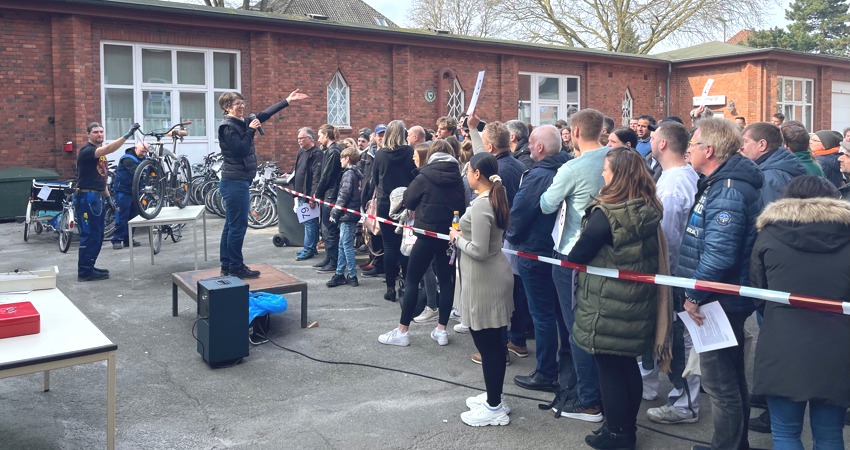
407, 0, 509, 38
497, 0, 775, 54
201, 0, 270, 11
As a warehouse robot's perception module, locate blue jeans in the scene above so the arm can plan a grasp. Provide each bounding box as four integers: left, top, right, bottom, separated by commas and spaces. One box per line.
111, 191, 137, 245
700, 310, 750, 450
335, 221, 357, 277
553, 261, 600, 408
767, 396, 847, 450
75, 192, 106, 277
519, 258, 571, 381
300, 198, 319, 253
321, 204, 339, 264
219, 179, 250, 271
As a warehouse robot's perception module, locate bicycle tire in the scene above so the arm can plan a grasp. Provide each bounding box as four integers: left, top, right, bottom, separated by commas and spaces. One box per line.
103, 200, 116, 240
203, 183, 219, 216
214, 188, 226, 218
23, 221, 29, 242
170, 223, 184, 243
23, 201, 32, 242
133, 159, 166, 220
173, 156, 192, 209
248, 192, 276, 229
150, 225, 163, 255
58, 211, 72, 253
189, 175, 206, 205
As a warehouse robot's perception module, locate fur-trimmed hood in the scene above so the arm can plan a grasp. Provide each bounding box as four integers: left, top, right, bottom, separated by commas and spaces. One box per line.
756, 197, 850, 253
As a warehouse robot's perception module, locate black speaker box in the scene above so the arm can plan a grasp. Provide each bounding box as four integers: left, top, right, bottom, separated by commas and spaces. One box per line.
196, 276, 249, 366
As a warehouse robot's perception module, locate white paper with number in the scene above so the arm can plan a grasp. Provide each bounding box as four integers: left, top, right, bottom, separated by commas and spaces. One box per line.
698, 79, 714, 108
551, 200, 567, 250
677, 301, 738, 353
37, 186, 52, 201
295, 203, 320, 223
466, 71, 486, 116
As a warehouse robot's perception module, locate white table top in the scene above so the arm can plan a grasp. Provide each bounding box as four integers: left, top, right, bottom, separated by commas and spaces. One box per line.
0, 289, 116, 370
128, 205, 205, 226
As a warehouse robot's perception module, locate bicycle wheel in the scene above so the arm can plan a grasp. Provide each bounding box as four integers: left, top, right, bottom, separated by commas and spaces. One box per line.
103, 200, 116, 240
189, 175, 204, 205
170, 223, 184, 243
133, 159, 166, 220
173, 156, 192, 208
248, 191, 272, 229
150, 225, 163, 255
23, 201, 32, 242
213, 188, 226, 218
58, 211, 72, 253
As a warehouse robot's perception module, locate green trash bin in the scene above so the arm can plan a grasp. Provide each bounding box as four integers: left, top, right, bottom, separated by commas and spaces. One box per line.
0, 167, 60, 221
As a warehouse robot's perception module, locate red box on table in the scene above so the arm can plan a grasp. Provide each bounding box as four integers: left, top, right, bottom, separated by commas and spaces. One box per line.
0, 301, 40, 338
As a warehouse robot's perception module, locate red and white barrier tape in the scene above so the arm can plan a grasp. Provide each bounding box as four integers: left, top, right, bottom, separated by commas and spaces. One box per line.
276, 185, 850, 316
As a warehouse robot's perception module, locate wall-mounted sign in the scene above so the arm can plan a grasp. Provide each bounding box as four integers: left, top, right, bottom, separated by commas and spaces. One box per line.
424, 88, 436, 103
692, 95, 726, 106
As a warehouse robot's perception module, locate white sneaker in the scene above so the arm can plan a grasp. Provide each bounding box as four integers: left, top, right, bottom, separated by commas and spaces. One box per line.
378, 328, 410, 346
430, 327, 449, 346
466, 392, 511, 414
461, 403, 510, 427
449, 308, 462, 322
413, 307, 439, 323
453, 323, 470, 334
646, 404, 698, 424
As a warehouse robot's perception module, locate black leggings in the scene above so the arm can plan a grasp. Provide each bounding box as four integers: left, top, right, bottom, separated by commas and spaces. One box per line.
379, 221, 404, 288
399, 236, 454, 326
470, 327, 507, 408
595, 353, 642, 433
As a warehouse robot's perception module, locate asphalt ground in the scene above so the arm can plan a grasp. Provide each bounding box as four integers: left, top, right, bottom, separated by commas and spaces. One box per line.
0, 213, 841, 449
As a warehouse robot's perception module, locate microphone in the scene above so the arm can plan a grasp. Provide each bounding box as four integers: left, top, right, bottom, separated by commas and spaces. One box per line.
247, 113, 264, 136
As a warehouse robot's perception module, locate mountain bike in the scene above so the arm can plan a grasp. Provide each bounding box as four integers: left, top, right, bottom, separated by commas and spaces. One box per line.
132, 122, 192, 220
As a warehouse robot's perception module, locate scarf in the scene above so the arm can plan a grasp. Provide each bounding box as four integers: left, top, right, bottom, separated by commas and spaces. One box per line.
653, 227, 674, 374
812, 146, 839, 158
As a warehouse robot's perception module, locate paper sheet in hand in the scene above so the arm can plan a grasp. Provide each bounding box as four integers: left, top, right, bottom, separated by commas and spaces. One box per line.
294, 202, 320, 223
677, 301, 737, 353
37, 186, 52, 201
466, 71, 486, 116
698, 79, 714, 108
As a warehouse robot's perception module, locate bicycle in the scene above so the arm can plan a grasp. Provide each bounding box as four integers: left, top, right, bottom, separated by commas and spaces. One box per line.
190, 152, 222, 205
132, 122, 192, 220
248, 161, 279, 229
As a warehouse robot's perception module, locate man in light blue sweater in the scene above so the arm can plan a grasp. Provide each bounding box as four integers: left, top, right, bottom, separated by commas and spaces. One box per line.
539, 108, 610, 422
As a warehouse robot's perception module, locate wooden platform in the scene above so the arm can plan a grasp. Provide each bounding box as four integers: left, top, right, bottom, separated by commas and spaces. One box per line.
171, 263, 308, 328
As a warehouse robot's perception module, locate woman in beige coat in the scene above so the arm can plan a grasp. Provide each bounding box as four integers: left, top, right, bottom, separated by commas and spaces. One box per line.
449, 152, 514, 427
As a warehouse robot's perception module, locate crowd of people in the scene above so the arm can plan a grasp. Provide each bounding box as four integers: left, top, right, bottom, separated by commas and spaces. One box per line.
280, 104, 850, 449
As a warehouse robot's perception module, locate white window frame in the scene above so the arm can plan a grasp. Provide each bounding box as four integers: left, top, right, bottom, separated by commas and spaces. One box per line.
622, 89, 633, 127
518, 72, 581, 126
776, 76, 814, 131
326, 71, 351, 128
100, 41, 240, 145
447, 77, 465, 121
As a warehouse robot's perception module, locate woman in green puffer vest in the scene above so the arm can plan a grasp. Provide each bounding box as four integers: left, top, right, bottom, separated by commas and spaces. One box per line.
566, 147, 662, 450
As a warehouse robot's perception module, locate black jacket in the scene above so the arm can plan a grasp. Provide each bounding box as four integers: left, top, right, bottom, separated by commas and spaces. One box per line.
750, 197, 850, 408
218, 99, 289, 181
495, 151, 527, 207
314, 142, 342, 201
293, 145, 322, 196
331, 166, 363, 223
402, 153, 466, 233
513, 139, 534, 171
368, 145, 416, 216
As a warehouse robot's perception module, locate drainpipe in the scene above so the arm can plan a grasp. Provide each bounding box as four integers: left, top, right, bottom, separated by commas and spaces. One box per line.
665, 62, 672, 118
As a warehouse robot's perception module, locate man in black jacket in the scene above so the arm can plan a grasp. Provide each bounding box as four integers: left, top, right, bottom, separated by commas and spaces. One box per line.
110, 141, 148, 250
312, 124, 342, 272
294, 127, 322, 261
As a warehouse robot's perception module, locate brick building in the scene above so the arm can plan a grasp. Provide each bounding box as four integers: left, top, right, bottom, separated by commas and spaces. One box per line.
2, 0, 849, 177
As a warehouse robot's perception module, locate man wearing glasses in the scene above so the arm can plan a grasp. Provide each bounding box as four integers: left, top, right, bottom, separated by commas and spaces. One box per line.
293, 127, 322, 261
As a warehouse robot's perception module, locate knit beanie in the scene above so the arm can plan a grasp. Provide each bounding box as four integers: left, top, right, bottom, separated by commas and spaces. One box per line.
815, 130, 842, 149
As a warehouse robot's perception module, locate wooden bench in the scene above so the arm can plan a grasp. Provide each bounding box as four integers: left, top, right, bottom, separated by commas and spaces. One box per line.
171, 263, 309, 328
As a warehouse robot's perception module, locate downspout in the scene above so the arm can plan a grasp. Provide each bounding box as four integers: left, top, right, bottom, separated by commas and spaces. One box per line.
665, 61, 672, 118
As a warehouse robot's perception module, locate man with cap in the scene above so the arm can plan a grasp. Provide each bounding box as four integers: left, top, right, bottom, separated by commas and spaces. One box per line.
810, 130, 844, 188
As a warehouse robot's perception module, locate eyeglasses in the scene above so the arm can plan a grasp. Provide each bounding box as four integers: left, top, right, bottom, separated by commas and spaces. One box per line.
232, 101, 246, 107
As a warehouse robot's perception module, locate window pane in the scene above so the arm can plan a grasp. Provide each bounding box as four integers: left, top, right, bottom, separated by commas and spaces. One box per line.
777, 78, 783, 103
805, 80, 813, 104
142, 49, 172, 83
784, 79, 793, 102
566, 77, 579, 103
177, 52, 205, 85
104, 88, 134, 140
214, 53, 237, 89
539, 77, 559, 101
518, 101, 531, 124
539, 105, 559, 125
180, 92, 206, 137
327, 72, 350, 126
519, 74, 531, 102
104, 45, 133, 85
793, 80, 802, 102
804, 105, 813, 130
143, 90, 172, 131
214, 91, 227, 133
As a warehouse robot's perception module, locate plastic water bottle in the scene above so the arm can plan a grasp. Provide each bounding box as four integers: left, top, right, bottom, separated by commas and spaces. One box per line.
448, 210, 460, 264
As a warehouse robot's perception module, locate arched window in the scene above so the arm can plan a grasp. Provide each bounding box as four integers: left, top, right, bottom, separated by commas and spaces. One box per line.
621, 88, 633, 127
447, 77, 464, 121
327, 71, 350, 127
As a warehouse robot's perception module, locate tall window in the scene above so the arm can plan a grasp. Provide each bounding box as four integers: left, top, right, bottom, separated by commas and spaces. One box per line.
621, 89, 633, 127
777, 76, 814, 131
101, 43, 239, 140
447, 77, 465, 121
327, 71, 350, 128
518, 73, 580, 126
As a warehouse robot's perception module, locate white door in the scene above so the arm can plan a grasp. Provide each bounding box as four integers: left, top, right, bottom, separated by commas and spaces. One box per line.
832, 81, 850, 132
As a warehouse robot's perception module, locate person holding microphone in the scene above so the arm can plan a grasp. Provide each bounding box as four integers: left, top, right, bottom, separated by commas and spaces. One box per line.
217, 89, 308, 278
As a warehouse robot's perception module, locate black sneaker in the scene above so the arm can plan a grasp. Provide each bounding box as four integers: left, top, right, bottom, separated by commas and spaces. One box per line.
312, 259, 329, 268
220, 267, 230, 276
558, 398, 603, 423
78, 271, 109, 282
93, 267, 110, 275
326, 274, 347, 287
384, 287, 397, 301
231, 266, 261, 279
585, 428, 635, 450
347, 276, 359, 287
362, 267, 384, 277
748, 410, 771, 433
316, 262, 337, 273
